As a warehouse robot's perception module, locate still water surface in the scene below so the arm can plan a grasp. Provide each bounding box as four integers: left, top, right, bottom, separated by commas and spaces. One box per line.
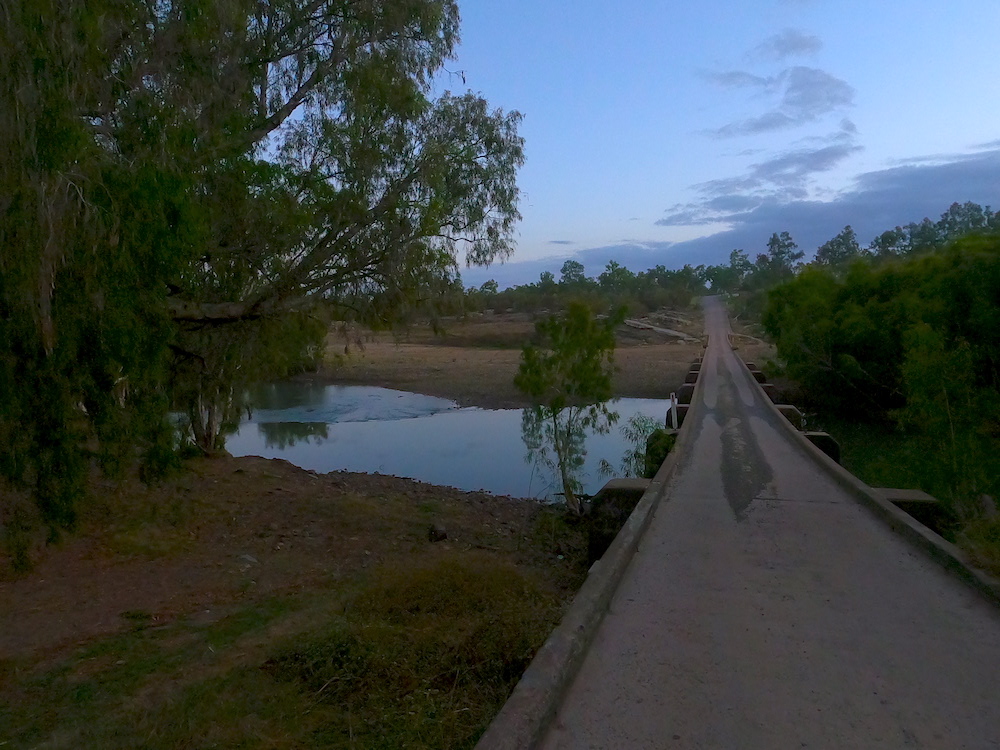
227, 384, 669, 499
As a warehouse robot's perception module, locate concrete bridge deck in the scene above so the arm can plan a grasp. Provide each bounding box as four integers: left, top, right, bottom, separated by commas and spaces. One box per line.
536, 297, 1000, 749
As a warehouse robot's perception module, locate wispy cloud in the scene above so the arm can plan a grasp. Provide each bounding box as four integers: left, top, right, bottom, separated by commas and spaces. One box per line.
659, 123, 862, 227
706, 70, 776, 89
748, 29, 821, 61
547, 239, 574, 245
707, 66, 854, 137
712, 112, 797, 138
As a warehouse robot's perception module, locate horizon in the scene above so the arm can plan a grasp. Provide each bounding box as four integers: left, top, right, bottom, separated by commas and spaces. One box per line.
450, 0, 1000, 288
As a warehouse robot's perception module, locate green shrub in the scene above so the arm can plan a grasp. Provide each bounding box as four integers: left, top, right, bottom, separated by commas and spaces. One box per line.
643, 429, 676, 478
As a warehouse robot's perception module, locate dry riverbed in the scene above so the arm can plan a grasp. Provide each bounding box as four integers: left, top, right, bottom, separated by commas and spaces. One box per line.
303, 309, 706, 408
0, 307, 704, 748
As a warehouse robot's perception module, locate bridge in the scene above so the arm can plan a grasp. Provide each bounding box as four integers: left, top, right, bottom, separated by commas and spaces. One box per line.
479, 296, 1000, 749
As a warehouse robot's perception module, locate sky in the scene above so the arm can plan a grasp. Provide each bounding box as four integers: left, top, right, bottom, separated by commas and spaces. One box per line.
443, 0, 1000, 288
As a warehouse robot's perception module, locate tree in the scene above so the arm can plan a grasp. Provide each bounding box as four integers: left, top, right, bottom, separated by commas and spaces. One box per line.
896, 326, 995, 519
868, 227, 908, 258
747, 231, 803, 291
538, 271, 557, 292
904, 218, 943, 254
514, 303, 624, 513
815, 225, 863, 267
936, 201, 993, 242
766, 231, 804, 270
729, 249, 753, 281
598, 260, 636, 294
559, 259, 587, 286
701, 249, 752, 293
0, 0, 523, 544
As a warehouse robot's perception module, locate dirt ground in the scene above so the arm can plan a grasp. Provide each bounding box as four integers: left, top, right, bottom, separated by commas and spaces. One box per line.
0, 456, 591, 747
0, 457, 584, 661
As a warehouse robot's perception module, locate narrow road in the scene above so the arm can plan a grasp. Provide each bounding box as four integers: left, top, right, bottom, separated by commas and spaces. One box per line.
541, 297, 1000, 749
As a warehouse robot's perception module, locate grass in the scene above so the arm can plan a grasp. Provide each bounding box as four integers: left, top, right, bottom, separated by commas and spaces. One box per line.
1, 596, 305, 749
0, 530, 581, 749
265, 553, 560, 748
812, 414, 1000, 576
959, 517, 1000, 575
810, 415, 933, 494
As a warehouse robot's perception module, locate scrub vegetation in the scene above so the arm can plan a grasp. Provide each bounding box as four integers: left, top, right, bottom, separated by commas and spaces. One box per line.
515, 303, 625, 514
709, 201, 1000, 571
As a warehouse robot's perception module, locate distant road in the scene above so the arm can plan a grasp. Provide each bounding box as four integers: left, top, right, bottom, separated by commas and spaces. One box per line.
541, 296, 1000, 749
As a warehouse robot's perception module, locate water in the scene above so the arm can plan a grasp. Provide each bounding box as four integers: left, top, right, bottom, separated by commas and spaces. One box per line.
227, 384, 669, 499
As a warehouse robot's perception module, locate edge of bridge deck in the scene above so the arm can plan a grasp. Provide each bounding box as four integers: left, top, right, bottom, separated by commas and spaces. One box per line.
474, 344, 710, 750
741, 354, 1000, 609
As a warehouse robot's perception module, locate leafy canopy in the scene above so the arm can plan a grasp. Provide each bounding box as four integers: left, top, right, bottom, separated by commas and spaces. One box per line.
0, 0, 524, 547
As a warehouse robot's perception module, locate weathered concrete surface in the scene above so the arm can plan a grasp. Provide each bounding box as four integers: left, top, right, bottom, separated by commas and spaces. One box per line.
874, 487, 938, 504
665, 404, 690, 427
587, 480, 654, 565
540, 296, 1000, 750
676, 383, 695, 404
759, 382, 780, 402
775, 404, 805, 430
596, 478, 652, 495
804, 430, 841, 463
874, 488, 951, 535
475, 376, 705, 750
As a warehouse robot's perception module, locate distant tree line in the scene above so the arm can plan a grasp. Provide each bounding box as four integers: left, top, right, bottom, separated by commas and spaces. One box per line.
701, 201, 1000, 295
461, 259, 706, 317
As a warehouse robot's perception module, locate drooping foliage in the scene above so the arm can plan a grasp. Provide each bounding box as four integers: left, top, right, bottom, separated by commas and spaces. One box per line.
0, 0, 523, 544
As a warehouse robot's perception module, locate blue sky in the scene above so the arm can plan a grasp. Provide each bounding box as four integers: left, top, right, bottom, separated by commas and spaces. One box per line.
444, 0, 1000, 287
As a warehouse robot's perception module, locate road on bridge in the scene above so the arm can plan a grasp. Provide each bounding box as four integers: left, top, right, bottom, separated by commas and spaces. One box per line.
541, 296, 1000, 749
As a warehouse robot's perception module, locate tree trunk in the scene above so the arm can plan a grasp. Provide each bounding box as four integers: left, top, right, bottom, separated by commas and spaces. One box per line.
552, 411, 581, 515
188, 395, 222, 456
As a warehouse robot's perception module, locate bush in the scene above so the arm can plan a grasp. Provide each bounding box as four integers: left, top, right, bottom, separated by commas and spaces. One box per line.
643, 429, 676, 478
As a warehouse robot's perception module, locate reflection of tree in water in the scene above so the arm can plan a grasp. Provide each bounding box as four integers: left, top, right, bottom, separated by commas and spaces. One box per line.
599, 413, 661, 479
247, 383, 328, 411
520, 405, 613, 503
258, 422, 329, 449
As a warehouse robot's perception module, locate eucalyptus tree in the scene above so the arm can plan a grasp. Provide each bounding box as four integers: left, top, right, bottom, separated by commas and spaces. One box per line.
0, 0, 523, 542
814, 225, 863, 267
515, 303, 623, 514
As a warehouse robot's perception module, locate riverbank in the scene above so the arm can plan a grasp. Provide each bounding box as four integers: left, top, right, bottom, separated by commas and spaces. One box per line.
0, 456, 589, 747
0, 307, 704, 747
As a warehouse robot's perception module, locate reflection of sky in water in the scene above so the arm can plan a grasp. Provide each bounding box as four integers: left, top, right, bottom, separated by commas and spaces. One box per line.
247, 383, 459, 424
228, 385, 669, 499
